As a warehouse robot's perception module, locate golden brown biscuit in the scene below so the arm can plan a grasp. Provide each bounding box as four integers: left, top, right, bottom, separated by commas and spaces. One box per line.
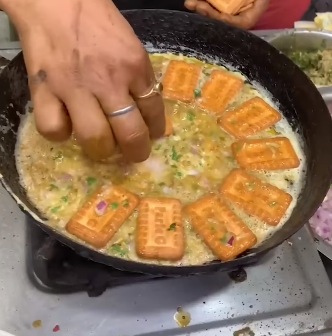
220, 169, 292, 226
207, 0, 247, 15
232, 137, 300, 170
199, 70, 243, 114
66, 185, 139, 248
218, 97, 282, 139
163, 60, 201, 103
136, 198, 184, 261
185, 194, 257, 261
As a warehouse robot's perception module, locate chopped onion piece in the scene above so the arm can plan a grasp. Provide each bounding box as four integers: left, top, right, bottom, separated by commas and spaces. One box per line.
199, 177, 210, 189
95, 200, 108, 216
59, 173, 73, 181
187, 170, 199, 176
162, 186, 174, 195
227, 236, 235, 246
136, 157, 167, 178
309, 188, 332, 244
190, 144, 201, 156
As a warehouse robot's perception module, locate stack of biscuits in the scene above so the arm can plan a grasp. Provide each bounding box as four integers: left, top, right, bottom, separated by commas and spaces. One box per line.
207, 0, 256, 14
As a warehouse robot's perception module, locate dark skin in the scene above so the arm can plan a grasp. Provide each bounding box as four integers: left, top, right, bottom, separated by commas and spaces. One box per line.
184, 0, 271, 30
1, 0, 165, 163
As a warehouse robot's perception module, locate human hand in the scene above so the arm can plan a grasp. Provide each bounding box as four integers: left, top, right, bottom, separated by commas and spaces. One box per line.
2, 0, 165, 162
184, 0, 270, 30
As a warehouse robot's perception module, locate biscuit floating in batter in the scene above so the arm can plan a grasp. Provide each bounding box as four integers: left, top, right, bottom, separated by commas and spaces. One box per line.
66, 185, 139, 248
136, 198, 184, 261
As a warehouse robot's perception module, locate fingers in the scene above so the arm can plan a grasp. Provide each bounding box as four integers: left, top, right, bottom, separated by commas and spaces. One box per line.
31, 82, 72, 142
129, 51, 165, 139
99, 90, 151, 163
184, 0, 222, 19
184, 0, 253, 29
60, 88, 116, 161
184, 0, 197, 11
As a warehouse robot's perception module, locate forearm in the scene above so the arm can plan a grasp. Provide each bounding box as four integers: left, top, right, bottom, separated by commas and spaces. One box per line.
0, 0, 28, 26
0, 0, 22, 13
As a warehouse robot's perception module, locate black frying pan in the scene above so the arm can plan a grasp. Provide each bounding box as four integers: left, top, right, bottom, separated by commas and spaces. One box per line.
1, 10, 332, 276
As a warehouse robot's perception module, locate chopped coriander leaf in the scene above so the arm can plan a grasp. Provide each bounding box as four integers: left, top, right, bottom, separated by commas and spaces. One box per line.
268, 128, 279, 135
186, 111, 196, 121
159, 182, 165, 187
167, 223, 177, 231
110, 202, 119, 209
220, 236, 228, 243
171, 164, 178, 169
51, 206, 61, 214
194, 89, 201, 98
235, 144, 242, 153
49, 184, 58, 191
176, 172, 183, 177
61, 196, 68, 202
111, 244, 127, 257
155, 144, 161, 150
86, 177, 97, 186
171, 146, 182, 162
122, 200, 130, 208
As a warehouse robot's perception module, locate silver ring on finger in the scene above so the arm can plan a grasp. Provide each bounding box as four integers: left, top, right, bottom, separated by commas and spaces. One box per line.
105, 104, 136, 118
135, 81, 163, 100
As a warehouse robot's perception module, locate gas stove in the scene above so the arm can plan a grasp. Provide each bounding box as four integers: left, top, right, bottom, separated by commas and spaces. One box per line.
3, 212, 331, 336
27, 218, 251, 297
1, 35, 332, 336
27, 219, 162, 296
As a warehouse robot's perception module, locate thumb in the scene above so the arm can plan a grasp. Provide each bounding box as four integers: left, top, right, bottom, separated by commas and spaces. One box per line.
184, 0, 198, 11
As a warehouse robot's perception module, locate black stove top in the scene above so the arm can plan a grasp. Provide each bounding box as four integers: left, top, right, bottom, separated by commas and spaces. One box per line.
26, 220, 250, 297
26, 220, 162, 297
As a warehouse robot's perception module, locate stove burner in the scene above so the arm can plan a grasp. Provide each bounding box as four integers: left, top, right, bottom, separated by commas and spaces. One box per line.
26, 220, 257, 296
26, 220, 162, 296
228, 268, 247, 283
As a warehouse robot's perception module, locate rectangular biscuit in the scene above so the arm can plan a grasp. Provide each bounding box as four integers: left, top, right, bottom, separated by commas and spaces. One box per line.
218, 97, 281, 139
220, 169, 292, 226
199, 70, 243, 114
206, 0, 246, 14
66, 185, 139, 248
136, 198, 184, 261
185, 194, 257, 261
162, 60, 201, 103
232, 137, 300, 170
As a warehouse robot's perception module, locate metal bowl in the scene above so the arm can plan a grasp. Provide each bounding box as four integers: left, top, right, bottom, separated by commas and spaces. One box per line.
266, 29, 332, 103
267, 29, 332, 259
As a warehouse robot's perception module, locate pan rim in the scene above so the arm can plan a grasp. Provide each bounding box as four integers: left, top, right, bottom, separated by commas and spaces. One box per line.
1, 9, 332, 275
